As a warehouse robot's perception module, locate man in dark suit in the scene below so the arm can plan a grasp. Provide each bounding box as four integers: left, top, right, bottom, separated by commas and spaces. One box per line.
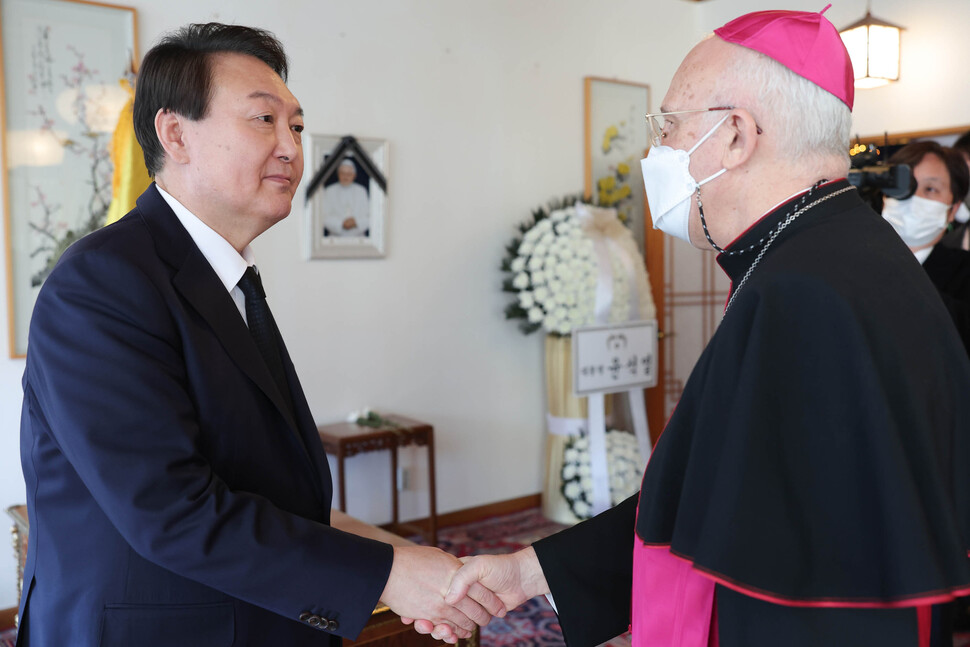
18, 23, 497, 647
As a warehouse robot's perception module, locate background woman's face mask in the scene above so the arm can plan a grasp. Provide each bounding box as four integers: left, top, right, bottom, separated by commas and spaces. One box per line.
882, 195, 951, 249
640, 114, 729, 245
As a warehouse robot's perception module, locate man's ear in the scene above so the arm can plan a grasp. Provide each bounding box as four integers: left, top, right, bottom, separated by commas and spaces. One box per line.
154, 108, 189, 165
948, 203, 960, 224
721, 109, 759, 170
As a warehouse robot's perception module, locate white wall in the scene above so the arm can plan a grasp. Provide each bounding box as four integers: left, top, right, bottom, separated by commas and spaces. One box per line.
0, 0, 966, 610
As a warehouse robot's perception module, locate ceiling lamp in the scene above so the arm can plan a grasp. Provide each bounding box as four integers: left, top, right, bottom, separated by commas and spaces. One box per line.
839, 3, 904, 89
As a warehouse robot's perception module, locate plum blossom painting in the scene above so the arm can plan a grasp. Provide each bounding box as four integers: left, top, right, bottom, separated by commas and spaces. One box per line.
1, 0, 137, 357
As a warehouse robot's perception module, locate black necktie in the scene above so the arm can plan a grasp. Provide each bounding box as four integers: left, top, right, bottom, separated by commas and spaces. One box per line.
237, 266, 293, 410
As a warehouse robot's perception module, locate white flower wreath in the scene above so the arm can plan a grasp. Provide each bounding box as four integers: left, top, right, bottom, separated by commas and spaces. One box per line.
560, 429, 643, 520
502, 197, 654, 336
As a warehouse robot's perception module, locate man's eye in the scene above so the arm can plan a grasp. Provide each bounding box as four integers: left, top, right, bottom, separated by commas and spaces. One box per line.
292, 124, 304, 133
257, 115, 273, 124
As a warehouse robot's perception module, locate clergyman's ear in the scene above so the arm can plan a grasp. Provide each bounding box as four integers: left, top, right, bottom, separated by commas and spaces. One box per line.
154, 108, 189, 166
721, 108, 759, 170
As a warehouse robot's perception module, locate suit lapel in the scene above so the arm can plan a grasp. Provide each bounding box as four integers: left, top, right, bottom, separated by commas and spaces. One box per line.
135, 186, 320, 485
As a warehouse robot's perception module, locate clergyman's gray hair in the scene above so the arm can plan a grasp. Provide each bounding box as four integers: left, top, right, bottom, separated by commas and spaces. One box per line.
712, 44, 852, 169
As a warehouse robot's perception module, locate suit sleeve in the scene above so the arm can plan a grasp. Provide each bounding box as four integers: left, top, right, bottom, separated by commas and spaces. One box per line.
24, 246, 392, 639
532, 493, 637, 647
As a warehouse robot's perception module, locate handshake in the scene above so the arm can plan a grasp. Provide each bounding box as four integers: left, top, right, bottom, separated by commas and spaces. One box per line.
379, 544, 549, 644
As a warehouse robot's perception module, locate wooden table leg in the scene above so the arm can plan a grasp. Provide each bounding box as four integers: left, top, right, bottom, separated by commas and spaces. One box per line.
337, 451, 347, 512
427, 432, 437, 547
390, 443, 399, 529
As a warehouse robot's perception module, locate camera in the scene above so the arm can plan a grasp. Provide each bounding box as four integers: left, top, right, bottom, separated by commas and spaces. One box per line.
847, 143, 915, 209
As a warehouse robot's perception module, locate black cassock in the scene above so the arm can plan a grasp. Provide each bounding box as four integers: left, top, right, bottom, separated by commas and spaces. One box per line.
534, 180, 970, 647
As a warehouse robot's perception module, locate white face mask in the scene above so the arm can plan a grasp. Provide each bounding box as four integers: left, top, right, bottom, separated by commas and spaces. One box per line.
882, 195, 951, 249
640, 114, 730, 245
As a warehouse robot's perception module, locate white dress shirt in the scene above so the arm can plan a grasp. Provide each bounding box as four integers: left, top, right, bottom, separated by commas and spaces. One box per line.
156, 185, 255, 324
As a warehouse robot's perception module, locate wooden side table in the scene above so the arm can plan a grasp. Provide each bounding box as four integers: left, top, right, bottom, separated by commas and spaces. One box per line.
318, 415, 437, 546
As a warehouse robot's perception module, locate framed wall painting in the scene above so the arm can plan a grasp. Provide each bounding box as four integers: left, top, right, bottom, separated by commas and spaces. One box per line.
304, 134, 388, 259
584, 76, 651, 251
2, 0, 138, 357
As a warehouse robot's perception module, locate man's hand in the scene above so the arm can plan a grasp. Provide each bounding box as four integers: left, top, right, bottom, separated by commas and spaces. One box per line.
342, 217, 357, 230
381, 546, 506, 643
447, 547, 548, 612
402, 547, 549, 642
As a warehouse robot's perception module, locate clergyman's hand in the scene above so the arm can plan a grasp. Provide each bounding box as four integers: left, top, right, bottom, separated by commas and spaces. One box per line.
380, 546, 505, 643
403, 547, 549, 642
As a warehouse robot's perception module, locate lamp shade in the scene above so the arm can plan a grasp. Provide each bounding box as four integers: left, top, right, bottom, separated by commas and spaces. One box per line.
839, 10, 904, 88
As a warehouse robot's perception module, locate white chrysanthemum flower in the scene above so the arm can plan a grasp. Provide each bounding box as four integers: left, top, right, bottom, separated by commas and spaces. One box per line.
580, 477, 593, 491
532, 243, 548, 258
518, 241, 535, 256
527, 307, 544, 323
533, 286, 550, 303
518, 292, 535, 309
531, 271, 547, 286
573, 501, 590, 517
539, 233, 556, 248
536, 219, 553, 233
563, 464, 577, 479
510, 257, 526, 273
564, 482, 581, 499
528, 256, 543, 272
578, 463, 592, 478
512, 273, 529, 290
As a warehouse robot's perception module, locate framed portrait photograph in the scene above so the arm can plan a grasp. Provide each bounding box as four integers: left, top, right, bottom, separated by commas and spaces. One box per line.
584, 77, 651, 251
1, 0, 138, 357
304, 134, 388, 259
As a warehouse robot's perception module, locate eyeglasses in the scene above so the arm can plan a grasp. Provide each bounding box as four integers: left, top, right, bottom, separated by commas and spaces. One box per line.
644, 106, 761, 147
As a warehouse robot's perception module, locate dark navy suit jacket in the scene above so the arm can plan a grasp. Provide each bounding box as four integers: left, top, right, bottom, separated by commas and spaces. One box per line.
18, 184, 393, 646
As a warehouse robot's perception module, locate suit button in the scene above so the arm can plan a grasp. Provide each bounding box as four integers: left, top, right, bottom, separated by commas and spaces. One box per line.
328, 619, 340, 631
301, 613, 323, 627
